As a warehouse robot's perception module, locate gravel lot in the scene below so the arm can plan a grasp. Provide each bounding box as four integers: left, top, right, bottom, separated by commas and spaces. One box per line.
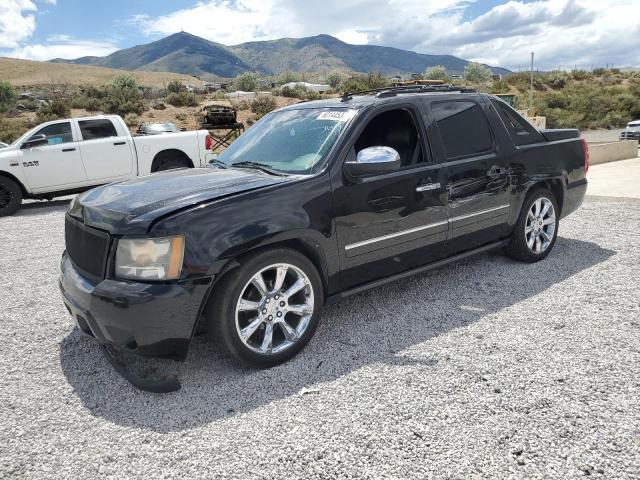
1, 197, 639, 479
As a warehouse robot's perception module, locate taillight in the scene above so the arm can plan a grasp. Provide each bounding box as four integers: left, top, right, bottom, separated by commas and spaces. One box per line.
205, 134, 212, 151
581, 137, 590, 175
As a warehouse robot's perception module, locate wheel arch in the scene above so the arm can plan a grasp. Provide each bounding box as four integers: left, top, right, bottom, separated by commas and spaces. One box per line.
205, 232, 330, 303
0, 170, 28, 197
150, 149, 194, 172
524, 177, 565, 215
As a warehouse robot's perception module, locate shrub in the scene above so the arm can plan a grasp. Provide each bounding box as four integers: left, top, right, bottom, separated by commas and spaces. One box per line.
124, 113, 139, 127
488, 79, 510, 94
277, 72, 303, 85
68, 95, 103, 112
235, 73, 258, 92
0, 117, 29, 143
152, 102, 166, 110
424, 65, 450, 82
103, 75, 145, 116
325, 71, 345, 90
36, 100, 71, 122
464, 62, 491, 84
250, 96, 277, 118
0, 81, 16, 113
341, 72, 390, 94
167, 80, 186, 93
165, 92, 199, 107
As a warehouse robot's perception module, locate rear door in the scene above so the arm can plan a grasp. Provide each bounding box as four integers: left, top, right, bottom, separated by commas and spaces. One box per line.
77, 118, 135, 181
332, 103, 449, 289
20, 121, 86, 191
422, 96, 511, 253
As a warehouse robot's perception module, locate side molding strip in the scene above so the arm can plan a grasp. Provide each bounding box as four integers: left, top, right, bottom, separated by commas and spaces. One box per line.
345, 204, 510, 251
449, 204, 510, 223
345, 220, 448, 251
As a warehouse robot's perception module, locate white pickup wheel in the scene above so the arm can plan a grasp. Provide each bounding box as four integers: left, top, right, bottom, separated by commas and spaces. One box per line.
0, 177, 22, 217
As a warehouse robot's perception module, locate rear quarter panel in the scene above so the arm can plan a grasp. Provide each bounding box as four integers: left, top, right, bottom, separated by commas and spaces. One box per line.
132, 130, 209, 174
506, 137, 587, 222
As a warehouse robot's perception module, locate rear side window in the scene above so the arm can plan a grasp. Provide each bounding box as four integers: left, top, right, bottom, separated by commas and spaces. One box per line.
431, 101, 493, 159
491, 99, 544, 146
29, 122, 73, 145
79, 119, 118, 140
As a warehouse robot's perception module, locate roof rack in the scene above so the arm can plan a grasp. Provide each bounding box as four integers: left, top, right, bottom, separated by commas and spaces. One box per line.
341, 84, 476, 101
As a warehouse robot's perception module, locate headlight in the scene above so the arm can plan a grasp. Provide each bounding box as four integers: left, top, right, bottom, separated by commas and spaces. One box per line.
115, 235, 185, 281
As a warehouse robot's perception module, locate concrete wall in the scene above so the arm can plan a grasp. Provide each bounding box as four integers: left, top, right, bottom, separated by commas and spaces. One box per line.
588, 140, 638, 165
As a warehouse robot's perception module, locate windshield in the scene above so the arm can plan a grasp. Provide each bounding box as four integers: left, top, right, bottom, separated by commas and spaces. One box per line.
218, 107, 357, 173
628, 122, 640, 129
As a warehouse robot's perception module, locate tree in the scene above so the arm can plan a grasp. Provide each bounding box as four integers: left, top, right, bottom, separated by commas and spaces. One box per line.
464, 62, 492, 83
235, 73, 258, 92
0, 81, 16, 113
424, 65, 450, 82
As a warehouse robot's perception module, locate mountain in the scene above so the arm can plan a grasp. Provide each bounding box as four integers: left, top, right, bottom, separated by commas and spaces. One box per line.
52, 32, 251, 78
52, 32, 510, 78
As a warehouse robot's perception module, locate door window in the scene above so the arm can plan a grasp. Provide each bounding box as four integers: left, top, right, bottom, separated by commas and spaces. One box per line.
28, 122, 73, 145
431, 101, 493, 159
354, 108, 425, 168
79, 119, 118, 140
490, 99, 544, 146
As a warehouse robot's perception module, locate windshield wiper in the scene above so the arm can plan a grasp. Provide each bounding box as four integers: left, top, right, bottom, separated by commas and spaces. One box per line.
231, 161, 287, 176
208, 158, 228, 169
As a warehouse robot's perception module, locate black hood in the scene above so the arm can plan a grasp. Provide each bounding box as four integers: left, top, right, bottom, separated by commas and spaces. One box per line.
78, 167, 290, 234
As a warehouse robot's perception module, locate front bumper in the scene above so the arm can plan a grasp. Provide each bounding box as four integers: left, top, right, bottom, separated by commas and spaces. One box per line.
59, 253, 213, 360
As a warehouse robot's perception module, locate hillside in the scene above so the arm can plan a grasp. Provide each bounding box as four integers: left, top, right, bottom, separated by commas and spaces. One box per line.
0, 57, 202, 88
52, 32, 509, 78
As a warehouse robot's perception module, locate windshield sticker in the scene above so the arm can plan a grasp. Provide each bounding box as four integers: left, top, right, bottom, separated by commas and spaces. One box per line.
317, 110, 356, 122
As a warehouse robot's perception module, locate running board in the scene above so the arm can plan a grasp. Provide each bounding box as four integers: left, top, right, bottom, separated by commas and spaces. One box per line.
327, 239, 509, 304
100, 344, 181, 393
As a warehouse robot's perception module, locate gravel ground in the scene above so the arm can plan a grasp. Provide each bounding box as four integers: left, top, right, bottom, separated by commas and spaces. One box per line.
1, 197, 639, 479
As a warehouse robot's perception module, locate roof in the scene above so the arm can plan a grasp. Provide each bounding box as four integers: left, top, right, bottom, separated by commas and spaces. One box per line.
277, 88, 481, 112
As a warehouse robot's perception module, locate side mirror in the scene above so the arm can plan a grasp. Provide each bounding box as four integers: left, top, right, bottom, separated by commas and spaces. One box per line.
21, 134, 47, 149
344, 146, 401, 177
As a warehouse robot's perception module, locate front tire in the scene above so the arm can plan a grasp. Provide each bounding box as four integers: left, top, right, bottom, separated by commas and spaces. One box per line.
206, 248, 324, 368
0, 177, 23, 217
505, 188, 559, 263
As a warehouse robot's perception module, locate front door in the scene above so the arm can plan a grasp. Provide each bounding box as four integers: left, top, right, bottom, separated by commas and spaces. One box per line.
423, 97, 511, 254
20, 121, 86, 191
332, 105, 449, 290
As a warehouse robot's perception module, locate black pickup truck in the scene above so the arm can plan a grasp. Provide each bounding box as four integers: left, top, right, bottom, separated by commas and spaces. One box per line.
60, 85, 588, 386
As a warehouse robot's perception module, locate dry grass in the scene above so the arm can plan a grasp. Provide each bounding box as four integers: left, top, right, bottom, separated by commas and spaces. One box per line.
0, 57, 201, 88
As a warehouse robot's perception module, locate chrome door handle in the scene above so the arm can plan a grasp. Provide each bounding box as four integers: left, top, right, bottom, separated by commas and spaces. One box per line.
416, 183, 441, 192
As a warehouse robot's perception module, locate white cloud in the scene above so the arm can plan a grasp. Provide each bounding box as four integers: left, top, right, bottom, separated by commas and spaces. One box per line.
0, 0, 118, 61
131, 0, 640, 69
0, 0, 37, 49
8, 39, 118, 61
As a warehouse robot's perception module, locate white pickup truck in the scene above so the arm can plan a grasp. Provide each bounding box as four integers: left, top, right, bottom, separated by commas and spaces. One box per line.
0, 115, 213, 216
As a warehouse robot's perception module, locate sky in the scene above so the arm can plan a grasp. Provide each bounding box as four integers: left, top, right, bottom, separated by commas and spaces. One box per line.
0, 0, 637, 71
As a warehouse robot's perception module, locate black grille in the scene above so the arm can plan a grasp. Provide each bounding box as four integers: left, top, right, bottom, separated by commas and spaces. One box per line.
65, 215, 110, 280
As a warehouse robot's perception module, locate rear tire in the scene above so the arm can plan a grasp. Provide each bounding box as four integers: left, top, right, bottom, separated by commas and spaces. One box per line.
0, 177, 22, 217
505, 187, 559, 263
205, 248, 324, 368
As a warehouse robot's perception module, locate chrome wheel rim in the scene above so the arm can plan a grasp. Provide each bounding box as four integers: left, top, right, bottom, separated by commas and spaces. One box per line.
235, 263, 314, 355
525, 197, 556, 254
0, 185, 11, 209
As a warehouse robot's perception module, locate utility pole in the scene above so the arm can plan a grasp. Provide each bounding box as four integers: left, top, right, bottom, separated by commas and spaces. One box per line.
529, 52, 534, 111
